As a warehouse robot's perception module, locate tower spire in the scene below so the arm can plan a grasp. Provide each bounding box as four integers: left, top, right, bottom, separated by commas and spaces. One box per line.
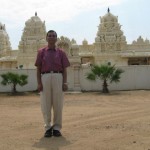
107, 7, 110, 13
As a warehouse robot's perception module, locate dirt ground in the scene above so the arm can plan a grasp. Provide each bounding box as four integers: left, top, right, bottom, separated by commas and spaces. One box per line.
1, 90, 150, 150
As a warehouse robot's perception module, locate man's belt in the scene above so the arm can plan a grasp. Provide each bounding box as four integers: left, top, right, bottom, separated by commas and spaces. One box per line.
41, 71, 63, 74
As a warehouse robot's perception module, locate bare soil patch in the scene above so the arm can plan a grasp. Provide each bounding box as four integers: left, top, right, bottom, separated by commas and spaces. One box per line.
1, 90, 150, 150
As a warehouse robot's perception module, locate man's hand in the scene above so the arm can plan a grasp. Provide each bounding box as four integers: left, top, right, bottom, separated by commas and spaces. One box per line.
62, 83, 68, 91
38, 83, 43, 92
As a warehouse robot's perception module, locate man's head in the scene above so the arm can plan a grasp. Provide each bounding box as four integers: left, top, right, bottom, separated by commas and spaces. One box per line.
46, 30, 57, 44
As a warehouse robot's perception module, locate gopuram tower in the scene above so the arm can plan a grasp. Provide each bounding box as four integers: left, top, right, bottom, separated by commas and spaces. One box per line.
17, 12, 47, 69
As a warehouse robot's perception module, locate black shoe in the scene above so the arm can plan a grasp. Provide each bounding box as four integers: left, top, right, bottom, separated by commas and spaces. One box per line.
53, 130, 62, 137
44, 127, 53, 137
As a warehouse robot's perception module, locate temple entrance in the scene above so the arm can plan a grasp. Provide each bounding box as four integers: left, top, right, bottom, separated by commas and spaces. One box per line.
81, 57, 94, 65
128, 57, 150, 65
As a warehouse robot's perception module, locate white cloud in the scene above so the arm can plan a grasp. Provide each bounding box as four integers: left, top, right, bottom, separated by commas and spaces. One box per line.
0, 0, 123, 24
0, 0, 125, 49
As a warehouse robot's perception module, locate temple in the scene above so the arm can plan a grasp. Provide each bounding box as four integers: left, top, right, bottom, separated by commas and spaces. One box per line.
0, 9, 150, 69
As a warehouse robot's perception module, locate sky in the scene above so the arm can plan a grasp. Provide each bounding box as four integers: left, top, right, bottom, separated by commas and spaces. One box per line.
0, 0, 150, 49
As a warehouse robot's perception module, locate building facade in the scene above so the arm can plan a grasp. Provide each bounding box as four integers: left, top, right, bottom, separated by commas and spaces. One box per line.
0, 9, 150, 69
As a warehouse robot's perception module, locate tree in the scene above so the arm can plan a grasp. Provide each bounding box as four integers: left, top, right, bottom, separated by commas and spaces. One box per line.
0, 72, 28, 93
86, 64, 124, 93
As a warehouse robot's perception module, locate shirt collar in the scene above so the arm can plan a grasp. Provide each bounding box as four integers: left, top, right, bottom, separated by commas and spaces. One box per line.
45, 46, 57, 51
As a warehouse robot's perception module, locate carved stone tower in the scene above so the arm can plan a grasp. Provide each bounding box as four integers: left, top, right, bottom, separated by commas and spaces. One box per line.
0, 22, 12, 57
17, 12, 47, 69
95, 8, 127, 53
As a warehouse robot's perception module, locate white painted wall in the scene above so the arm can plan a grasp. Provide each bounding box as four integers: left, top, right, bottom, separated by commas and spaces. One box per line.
0, 66, 150, 92
0, 69, 37, 92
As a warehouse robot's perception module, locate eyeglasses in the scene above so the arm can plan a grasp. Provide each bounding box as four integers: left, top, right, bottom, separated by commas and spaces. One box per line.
47, 35, 57, 38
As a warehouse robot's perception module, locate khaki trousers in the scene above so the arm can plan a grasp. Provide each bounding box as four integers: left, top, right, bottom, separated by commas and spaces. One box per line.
40, 73, 63, 131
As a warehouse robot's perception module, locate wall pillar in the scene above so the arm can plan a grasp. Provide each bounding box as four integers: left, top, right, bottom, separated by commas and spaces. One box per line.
73, 64, 81, 91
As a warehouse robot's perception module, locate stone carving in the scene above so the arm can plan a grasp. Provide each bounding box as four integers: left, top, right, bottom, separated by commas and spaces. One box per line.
95, 8, 127, 52
1, 8, 150, 70
132, 36, 149, 45
57, 37, 79, 56
17, 12, 47, 68
0, 23, 12, 54
82, 39, 88, 45
71, 38, 76, 44
71, 44, 79, 56
57, 36, 71, 56
106, 43, 114, 50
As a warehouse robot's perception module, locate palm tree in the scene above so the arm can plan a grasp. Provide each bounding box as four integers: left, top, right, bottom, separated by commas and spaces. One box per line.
86, 64, 124, 93
0, 72, 28, 93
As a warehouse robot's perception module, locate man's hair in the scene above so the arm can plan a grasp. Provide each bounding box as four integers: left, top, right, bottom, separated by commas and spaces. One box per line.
46, 30, 57, 37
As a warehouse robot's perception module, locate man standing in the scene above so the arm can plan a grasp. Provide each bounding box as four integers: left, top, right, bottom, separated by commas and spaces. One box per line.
35, 30, 70, 137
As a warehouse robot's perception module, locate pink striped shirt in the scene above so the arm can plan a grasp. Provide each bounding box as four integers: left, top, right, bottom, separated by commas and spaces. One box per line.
35, 46, 70, 72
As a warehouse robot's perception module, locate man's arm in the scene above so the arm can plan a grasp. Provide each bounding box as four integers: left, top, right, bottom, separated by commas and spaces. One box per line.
37, 66, 43, 91
62, 68, 68, 91
62, 68, 67, 83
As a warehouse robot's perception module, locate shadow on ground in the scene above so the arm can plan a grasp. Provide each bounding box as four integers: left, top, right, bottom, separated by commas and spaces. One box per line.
33, 136, 71, 150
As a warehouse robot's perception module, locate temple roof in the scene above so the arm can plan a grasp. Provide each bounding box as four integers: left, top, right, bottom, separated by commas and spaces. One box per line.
0, 22, 12, 51
101, 8, 118, 23
25, 12, 43, 26
121, 51, 150, 57
0, 56, 17, 62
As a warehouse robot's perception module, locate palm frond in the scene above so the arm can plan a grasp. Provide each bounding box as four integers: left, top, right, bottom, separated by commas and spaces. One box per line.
86, 72, 96, 81
110, 68, 124, 83
91, 65, 102, 77
19, 75, 28, 86
86, 64, 124, 93
0, 72, 28, 92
